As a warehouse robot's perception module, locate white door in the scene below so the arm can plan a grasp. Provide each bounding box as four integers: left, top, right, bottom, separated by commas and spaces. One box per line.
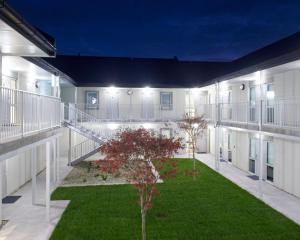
196, 131, 207, 153
194, 94, 207, 117
106, 95, 119, 120
142, 94, 154, 120
249, 138, 259, 174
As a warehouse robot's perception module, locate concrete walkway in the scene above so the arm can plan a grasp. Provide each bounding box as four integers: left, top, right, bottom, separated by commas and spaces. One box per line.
193, 153, 300, 225
0, 157, 72, 240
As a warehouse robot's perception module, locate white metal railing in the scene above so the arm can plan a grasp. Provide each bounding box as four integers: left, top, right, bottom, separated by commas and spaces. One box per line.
71, 139, 100, 162
262, 99, 300, 129
194, 104, 215, 121
220, 101, 259, 124
0, 86, 61, 142
76, 103, 187, 122
65, 104, 117, 140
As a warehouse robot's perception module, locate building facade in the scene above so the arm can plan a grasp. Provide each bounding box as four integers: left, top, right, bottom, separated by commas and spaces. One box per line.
1, 1, 300, 228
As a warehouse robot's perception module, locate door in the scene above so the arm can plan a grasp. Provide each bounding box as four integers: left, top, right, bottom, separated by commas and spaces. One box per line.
194, 94, 207, 117
106, 94, 119, 120
265, 83, 275, 124
249, 86, 256, 122
227, 133, 232, 162
196, 131, 207, 153
249, 138, 258, 174
142, 93, 154, 120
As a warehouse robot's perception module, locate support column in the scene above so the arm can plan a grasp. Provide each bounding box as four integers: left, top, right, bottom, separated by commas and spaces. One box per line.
214, 82, 220, 171
31, 147, 37, 205
258, 71, 264, 198
258, 134, 264, 198
46, 141, 51, 222
0, 53, 2, 86
0, 161, 3, 226
52, 139, 56, 184
56, 137, 60, 184
68, 128, 72, 166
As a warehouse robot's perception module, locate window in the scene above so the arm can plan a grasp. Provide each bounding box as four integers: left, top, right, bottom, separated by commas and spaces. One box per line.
249, 138, 256, 174
266, 142, 274, 182
160, 92, 173, 110
160, 128, 172, 139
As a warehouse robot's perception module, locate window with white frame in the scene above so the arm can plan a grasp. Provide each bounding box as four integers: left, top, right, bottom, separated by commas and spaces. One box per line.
160, 92, 173, 110
266, 141, 274, 182
249, 138, 256, 174
266, 83, 275, 124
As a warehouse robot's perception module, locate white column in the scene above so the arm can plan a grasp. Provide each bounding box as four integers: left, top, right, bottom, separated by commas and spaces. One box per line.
56, 137, 60, 184
0, 161, 3, 226
258, 134, 264, 198
68, 128, 72, 165
0, 53, 2, 86
31, 147, 37, 205
46, 141, 51, 222
214, 82, 220, 171
52, 139, 56, 184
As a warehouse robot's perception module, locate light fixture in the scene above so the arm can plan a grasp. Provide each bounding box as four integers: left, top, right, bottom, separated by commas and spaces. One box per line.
108, 85, 117, 96
266, 91, 275, 99
127, 89, 133, 95
240, 83, 245, 90
143, 86, 152, 96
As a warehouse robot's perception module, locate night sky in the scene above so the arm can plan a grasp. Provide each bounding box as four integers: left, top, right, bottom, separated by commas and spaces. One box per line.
9, 0, 300, 61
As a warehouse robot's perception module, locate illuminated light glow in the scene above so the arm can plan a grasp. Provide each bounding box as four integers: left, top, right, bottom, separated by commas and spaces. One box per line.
191, 87, 201, 95
256, 133, 260, 139
142, 123, 152, 129
266, 91, 275, 99
108, 123, 119, 130
255, 71, 262, 84
108, 85, 118, 96
192, 123, 199, 128
143, 86, 152, 97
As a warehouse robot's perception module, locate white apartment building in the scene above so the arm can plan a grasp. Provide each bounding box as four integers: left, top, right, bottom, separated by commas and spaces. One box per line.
1, 1, 300, 229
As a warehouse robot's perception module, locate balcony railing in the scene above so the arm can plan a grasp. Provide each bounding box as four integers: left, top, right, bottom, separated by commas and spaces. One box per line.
76, 103, 188, 122
220, 102, 259, 124
0, 86, 61, 143
71, 139, 100, 162
219, 99, 300, 130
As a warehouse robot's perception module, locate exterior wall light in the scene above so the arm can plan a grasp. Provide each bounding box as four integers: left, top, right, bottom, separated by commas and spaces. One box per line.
240, 83, 245, 90
108, 86, 117, 96
127, 89, 133, 95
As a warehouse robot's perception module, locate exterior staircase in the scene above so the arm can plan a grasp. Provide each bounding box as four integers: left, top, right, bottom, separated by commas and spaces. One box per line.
63, 104, 115, 165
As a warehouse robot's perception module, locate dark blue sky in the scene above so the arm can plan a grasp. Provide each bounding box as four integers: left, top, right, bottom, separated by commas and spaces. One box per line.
9, 0, 300, 61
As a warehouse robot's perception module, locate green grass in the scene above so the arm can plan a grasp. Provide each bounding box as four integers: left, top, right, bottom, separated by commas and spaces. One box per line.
51, 159, 300, 240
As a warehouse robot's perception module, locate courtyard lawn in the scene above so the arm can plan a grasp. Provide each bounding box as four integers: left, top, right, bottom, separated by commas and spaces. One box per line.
51, 159, 300, 240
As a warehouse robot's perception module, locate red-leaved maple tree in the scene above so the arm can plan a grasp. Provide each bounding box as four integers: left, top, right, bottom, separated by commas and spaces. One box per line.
97, 128, 182, 240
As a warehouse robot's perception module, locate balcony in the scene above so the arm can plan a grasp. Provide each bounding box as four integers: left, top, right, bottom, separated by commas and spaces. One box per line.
219, 99, 300, 132
76, 103, 188, 122
0, 86, 61, 143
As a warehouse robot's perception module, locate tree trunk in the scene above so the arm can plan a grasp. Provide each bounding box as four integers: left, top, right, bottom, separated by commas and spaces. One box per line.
192, 142, 196, 181
140, 194, 146, 240
141, 210, 146, 240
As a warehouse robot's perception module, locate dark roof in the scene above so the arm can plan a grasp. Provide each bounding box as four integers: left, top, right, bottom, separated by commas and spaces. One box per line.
0, 1, 56, 56
44, 31, 300, 87
44, 55, 231, 87
214, 31, 300, 82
